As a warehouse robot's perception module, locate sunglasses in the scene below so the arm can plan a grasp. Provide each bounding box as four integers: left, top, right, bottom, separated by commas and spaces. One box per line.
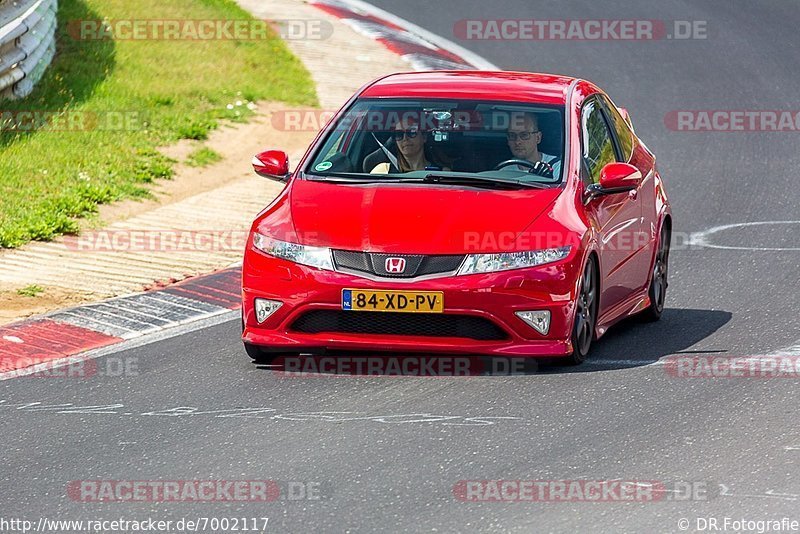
507, 130, 539, 142
393, 127, 419, 141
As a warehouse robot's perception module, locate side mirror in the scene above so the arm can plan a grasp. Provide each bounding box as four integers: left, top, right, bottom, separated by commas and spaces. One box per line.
585, 162, 642, 203
599, 162, 642, 191
252, 150, 290, 181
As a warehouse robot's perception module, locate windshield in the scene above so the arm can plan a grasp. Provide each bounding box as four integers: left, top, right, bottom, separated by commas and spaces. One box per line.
306, 98, 566, 186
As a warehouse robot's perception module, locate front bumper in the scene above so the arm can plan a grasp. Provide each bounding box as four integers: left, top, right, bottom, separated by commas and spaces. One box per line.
242, 248, 581, 357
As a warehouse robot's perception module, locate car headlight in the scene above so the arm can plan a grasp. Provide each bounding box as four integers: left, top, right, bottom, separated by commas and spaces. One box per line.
252, 233, 334, 271
457, 246, 571, 275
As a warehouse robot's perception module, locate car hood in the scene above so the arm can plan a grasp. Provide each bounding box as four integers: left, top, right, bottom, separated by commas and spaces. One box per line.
285, 179, 562, 254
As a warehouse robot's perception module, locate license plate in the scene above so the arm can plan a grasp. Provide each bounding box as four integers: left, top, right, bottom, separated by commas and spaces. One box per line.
342, 289, 444, 313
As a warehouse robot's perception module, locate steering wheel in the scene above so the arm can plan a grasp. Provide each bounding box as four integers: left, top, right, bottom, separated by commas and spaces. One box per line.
493, 159, 554, 178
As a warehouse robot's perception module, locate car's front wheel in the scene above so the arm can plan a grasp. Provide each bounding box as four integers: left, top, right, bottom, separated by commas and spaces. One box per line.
564, 257, 598, 365
243, 342, 278, 364
242, 316, 280, 364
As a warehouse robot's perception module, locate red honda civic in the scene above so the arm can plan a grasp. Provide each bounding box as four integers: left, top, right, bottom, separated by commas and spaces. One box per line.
241, 71, 671, 365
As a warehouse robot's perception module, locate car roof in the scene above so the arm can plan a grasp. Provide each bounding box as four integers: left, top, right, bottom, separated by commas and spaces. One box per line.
359, 71, 579, 105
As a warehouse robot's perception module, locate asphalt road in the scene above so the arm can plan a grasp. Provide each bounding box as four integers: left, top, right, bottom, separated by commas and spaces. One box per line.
2, 1, 799, 532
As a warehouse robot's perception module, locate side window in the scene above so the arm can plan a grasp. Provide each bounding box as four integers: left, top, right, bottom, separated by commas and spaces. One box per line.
581, 100, 616, 184
600, 96, 634, 162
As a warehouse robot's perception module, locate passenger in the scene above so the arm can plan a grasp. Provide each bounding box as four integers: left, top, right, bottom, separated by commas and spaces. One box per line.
370, 116, 450, 173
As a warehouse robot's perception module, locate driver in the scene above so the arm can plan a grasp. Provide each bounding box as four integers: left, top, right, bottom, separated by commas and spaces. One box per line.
506, 112, 561, 178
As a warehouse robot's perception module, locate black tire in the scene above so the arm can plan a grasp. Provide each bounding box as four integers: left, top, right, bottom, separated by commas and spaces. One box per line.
241, 317, 280, 364
564, 257, 599, 365
640, 223, 670, 322
243, 342, 278, 364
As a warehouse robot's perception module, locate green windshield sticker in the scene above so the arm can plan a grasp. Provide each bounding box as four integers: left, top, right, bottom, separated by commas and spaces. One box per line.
315, 161, 333, 172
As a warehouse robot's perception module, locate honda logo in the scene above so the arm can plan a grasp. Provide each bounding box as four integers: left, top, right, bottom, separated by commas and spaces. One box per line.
385, 257, 406, 274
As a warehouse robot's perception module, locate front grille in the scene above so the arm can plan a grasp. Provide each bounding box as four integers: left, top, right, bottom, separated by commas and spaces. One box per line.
290, 311, 509, 341
332, 250, 465, 278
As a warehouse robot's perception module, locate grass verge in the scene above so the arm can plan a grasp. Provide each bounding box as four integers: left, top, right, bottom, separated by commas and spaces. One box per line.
185, 147, 223, 167
0, 0, 317, 248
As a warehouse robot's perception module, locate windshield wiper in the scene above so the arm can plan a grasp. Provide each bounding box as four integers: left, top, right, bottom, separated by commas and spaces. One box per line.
305, 172, 550, 189
421, 174, 549, 190
305, 172, 379, 181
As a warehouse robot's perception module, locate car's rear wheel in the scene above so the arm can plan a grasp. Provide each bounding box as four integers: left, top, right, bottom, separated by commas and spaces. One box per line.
641, 223, 670, 322
564, 257, 598, 365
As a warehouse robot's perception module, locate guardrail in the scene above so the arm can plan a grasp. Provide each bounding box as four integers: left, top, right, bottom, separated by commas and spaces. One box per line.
0, 0, 57, 100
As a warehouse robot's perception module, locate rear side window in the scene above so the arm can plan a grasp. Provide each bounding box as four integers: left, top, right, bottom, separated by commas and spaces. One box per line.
581, 100, 616, 184
601, 96, 634, 162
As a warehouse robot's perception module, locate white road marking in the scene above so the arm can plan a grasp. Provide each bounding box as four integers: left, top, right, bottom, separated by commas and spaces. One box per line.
688, 220, 800, 251
0, 401, 522, 426
2, 335, 24, 343
315, 0, 499, 70
583, 358, 664, 367
718, 484, 798, 501
768, 340, 800, 357
764, 490, 800, 500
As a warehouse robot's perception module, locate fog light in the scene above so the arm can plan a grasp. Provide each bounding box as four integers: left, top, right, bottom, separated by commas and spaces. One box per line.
254, 298, 282, 324
515, 310, 551, 335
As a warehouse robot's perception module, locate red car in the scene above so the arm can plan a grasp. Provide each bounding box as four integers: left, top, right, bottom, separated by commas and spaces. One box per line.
241, 71, 671, 365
